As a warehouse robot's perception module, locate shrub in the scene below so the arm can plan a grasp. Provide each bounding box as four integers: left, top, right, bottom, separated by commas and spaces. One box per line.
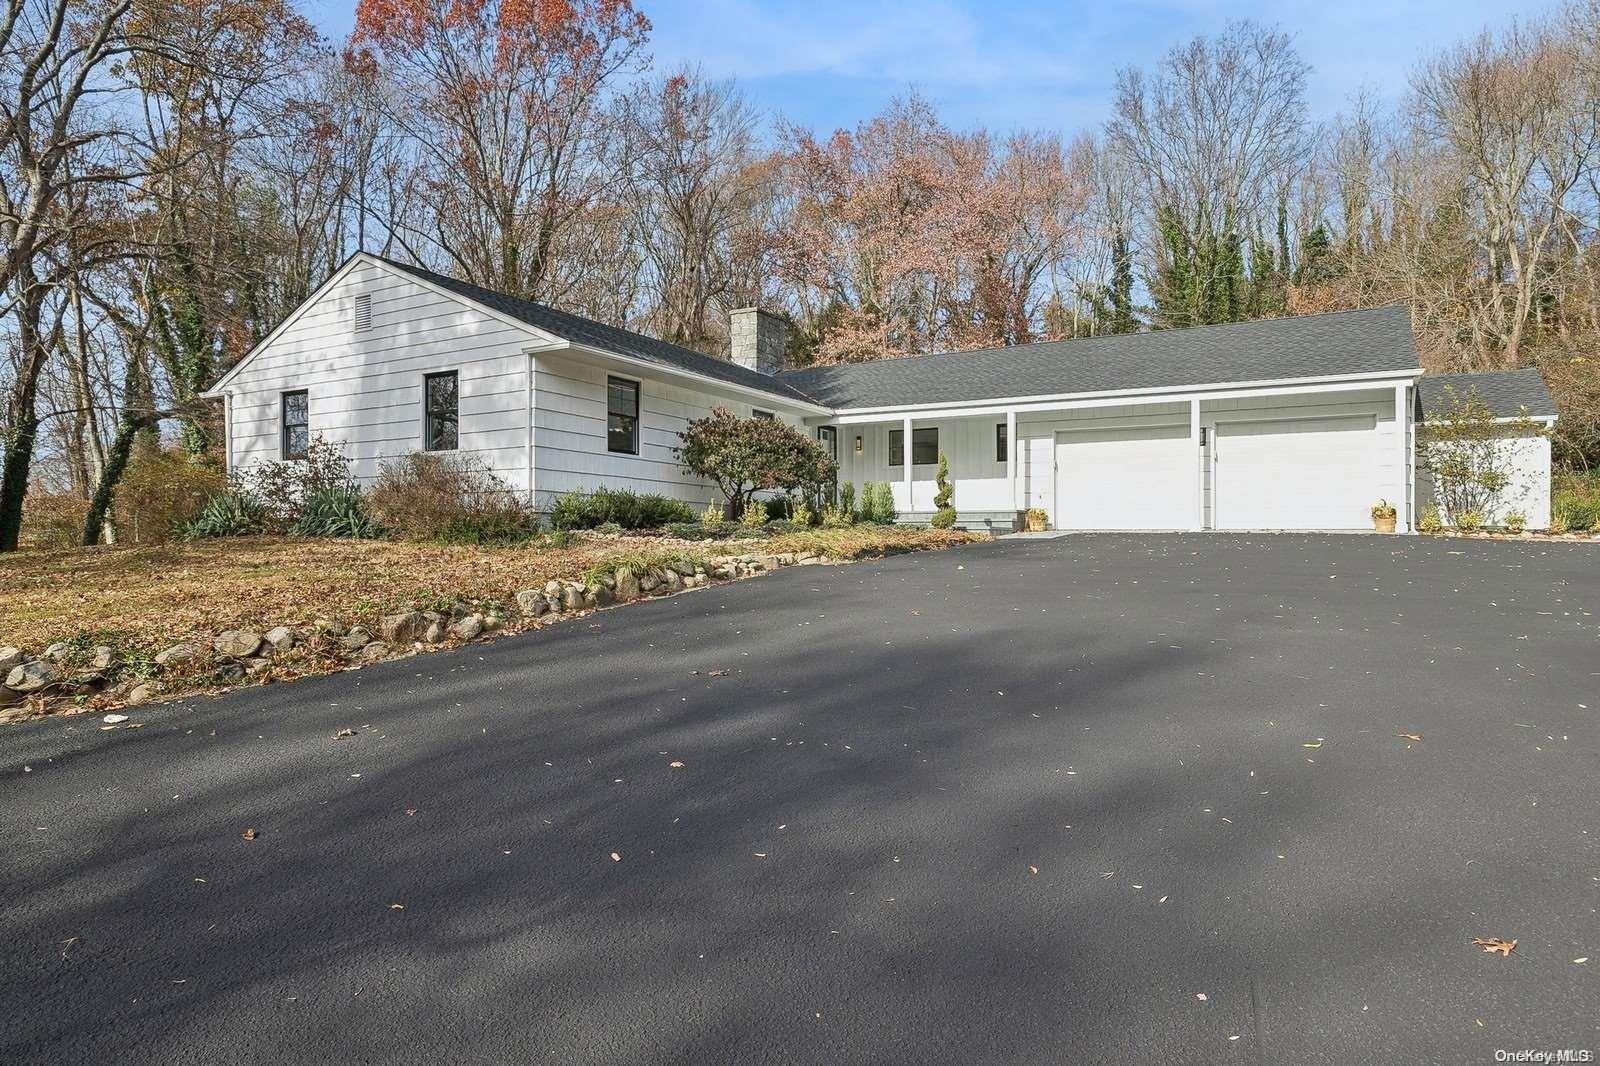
791, 497, 812, 526
700, 501, 726, 529
183, 491, 270, 538
1418, 387, 1541, 525
19, 492, 89, 549
369, 452, 534, 541
1453, 509, 1484, 533
1503, 511, 1527, 534
1417, 505, 1443, 533
740, 499, 767, 527
820, 503, 852, 528
547, 487, 695, 530
839, 482, 856, 518
1553, 491, 1599, 532
289, 483, 383, 539
234, 435, 354, 529
677, 407, 837, 512
1370, 499, 1396, 521
931, 451, 956, 528
663, 521, 710, 541
859, 481, 897, 524
112, 448, 227, 543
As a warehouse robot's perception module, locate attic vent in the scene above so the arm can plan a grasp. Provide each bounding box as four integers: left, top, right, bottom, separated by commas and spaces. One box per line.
353, 292, 372, 332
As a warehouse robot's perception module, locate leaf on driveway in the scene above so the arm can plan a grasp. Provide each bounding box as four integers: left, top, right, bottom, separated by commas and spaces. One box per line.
335, 728, 356, 738
240, 828, 258, 841
669, 761, 685, 768
389, 903, 404, 911
1301, 740, 1323, 749
1471, 937, 1516, 956
610, 852, 622, 862
707, 669, 729, 677
1396, 732, 1423, 742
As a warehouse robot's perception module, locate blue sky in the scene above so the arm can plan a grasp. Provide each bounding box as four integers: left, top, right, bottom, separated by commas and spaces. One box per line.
306, 0, 1551, 136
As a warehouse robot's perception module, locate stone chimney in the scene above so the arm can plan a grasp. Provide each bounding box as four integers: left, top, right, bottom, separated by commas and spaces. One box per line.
729, 307, 788, 375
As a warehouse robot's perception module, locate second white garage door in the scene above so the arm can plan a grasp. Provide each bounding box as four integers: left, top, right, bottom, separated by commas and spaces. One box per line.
1054, 424, 1194, 529
1212, 415, 1381, 530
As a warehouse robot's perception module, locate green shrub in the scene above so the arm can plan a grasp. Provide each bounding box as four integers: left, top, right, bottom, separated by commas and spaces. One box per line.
1417, 505, 1443, 533
548, 487, 695, 530
290, 483, 383, 539
1502, 511, 1527, 534
791, 497, 812, 527
1453, 509, 1484, 533
436, 513, 540, 545
700, 501, 726, 529
820, 503, 852, 528
740, 499, 767, 527
931, 451, 956, 528
839, 482, 856, 518
663, 521, 710, 541
860, 481, 898, 524
1553, 492, 1599, 532
183, 491, 270, 538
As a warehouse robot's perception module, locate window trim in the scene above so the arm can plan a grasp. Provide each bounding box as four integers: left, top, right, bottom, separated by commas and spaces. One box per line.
606, 375, 641, 456
817, 425, 837, 459
751, 408, 776, 421
996, 422, 1008, 463
281, 389, 309, 460
423, 370, 459, 452
888, 426, 938, 467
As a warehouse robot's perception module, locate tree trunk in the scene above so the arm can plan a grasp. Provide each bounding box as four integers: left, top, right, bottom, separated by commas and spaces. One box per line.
81, 409, 157, 547
0, 295, 49, 552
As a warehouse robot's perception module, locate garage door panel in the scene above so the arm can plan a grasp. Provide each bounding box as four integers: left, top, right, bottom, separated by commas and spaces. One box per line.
1055, 424, 1193, 530
1214, 415, 1381, 530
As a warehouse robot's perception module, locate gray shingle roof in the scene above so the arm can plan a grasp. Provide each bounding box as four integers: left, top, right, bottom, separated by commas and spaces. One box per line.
1418, 369, 1557, 420
776, 306, 1420, 409
375, 256, 822, 407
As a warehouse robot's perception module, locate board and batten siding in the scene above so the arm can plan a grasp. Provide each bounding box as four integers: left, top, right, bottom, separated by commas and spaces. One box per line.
832, 417, 1012, 514
531, 352, 802, 513
224, 259, 536, 494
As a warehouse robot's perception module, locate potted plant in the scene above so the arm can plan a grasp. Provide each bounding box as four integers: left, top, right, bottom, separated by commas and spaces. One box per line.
1023, 507, 1048, 533
1371, 499, 1397, 533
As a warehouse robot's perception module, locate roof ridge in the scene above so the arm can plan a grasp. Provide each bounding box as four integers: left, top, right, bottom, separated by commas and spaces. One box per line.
779, 304, 1412, 379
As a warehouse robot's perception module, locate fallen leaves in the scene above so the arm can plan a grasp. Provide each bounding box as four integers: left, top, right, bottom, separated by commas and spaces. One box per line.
1396, 732, 1423, 742
610, 852, 622, 862
240, 828, 259, 841
1471, 937, 1517, 957
668, 760, 684, 769
335, 728, 356, 738
1301, 740, 1323, 749
389, 903, 405, 911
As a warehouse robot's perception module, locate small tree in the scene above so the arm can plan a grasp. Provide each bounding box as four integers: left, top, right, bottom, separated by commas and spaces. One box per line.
1418, 386, 1543, 526
678, 408, 838, 513
931, 451, 957, 528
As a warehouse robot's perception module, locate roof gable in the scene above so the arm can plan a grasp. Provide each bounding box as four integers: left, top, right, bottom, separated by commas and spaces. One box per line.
372, 256, 820, 407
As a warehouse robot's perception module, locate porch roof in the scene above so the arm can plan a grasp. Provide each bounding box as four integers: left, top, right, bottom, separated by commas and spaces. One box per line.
777, 306, 1420, 410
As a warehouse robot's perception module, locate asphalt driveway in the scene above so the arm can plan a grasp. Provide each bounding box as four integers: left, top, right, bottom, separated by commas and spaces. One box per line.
2, 533, 1597, 1064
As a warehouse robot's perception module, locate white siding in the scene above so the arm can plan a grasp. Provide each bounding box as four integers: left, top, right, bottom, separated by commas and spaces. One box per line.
1416, 429, 1551, 529
223, 259, 536, 494
1016, 402, 1190, 519
833, 417, 1013, 513
531, 353, 802, 512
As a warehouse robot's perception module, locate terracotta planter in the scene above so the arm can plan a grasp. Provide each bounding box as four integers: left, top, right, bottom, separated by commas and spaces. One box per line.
1373, 515, 1397, 533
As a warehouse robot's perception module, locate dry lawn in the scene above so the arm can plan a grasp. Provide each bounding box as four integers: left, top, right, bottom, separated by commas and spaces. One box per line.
0, 527, 984, 656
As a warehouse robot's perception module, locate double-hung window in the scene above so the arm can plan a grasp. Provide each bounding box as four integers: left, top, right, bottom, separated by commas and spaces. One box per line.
752, 409, 776, 421
996, 422, 1008, 463
424, 371, 459, 451
607, 376, 640, 454
281, 390, 309, 460
888, 427, 938, 466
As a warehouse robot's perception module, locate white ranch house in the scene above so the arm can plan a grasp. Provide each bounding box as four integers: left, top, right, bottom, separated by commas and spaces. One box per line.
203, 253, 1558, 532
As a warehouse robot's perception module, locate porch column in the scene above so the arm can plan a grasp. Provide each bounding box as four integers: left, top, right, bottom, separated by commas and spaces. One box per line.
902, 414, 913, 512
1394, 382, 1411, 533
1190, 398, 1203, 532
1006, 408, 1018, 513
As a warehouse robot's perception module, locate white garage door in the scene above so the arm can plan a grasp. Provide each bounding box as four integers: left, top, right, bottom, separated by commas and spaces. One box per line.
1054, 424, 1194, 530
1213, 415, 1381, 530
